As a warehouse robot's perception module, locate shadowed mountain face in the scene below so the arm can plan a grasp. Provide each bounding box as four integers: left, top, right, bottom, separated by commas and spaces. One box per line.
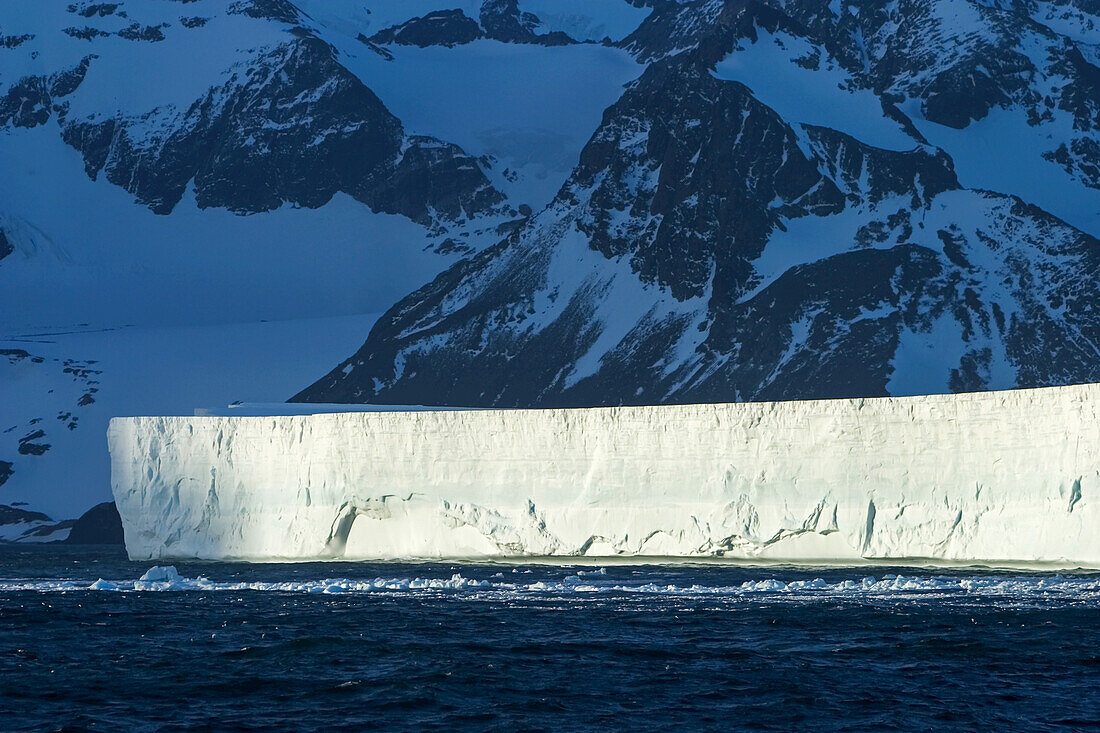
295, 0, 1100, 407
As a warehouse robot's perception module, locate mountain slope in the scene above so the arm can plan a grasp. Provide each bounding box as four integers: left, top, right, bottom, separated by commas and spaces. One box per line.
0, 0, 644, 517
296, 0, 1100, 408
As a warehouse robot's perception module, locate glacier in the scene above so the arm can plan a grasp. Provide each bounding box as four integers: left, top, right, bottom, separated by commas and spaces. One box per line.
109, 383, 1100, 566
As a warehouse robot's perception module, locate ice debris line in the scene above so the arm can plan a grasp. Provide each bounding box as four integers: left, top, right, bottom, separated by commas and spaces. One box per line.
9, 567, 1100, 602
109, 384, 1100, 565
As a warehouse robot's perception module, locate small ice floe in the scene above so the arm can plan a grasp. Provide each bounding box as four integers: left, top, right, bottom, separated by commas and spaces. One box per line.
139, 566, 182, 583
88, 579, 119, 591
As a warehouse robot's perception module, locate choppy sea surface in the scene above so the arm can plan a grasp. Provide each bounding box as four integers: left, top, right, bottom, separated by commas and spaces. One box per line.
3, 547, 1100, 731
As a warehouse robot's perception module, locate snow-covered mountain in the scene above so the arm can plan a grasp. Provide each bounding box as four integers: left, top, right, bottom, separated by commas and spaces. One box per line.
2, 0, 1098, 519
0, 0, 644, 518
296, 0, 1100, 408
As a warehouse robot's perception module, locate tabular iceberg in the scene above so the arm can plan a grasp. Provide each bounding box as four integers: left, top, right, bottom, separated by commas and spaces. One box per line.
109, 384, 1100, 566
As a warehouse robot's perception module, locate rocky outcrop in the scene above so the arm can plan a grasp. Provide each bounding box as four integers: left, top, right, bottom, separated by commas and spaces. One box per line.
367, 1, 578, 48
0, 56, 91, 128
66, 501, 124, 545
478, 0, 575, 45
369, 9, 484, 48
0, 504, 72, 543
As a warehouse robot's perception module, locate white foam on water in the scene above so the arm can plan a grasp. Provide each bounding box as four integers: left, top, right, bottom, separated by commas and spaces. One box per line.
3, 567, 1100, 603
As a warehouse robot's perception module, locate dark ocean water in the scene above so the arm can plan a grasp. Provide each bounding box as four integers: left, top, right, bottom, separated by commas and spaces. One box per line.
2, 547, 1100, 731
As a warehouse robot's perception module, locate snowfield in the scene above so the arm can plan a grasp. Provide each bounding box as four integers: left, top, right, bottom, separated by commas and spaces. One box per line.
3, 313, 380, 519
327, 39, 642, 208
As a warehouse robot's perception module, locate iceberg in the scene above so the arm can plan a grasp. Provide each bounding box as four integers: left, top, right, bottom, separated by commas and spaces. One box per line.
109, 384, 1100, 566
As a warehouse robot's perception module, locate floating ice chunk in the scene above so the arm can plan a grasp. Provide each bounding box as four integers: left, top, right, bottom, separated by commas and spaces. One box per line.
139, 566, 182, 583
741, 579, 789, 592
4, 571, 1100, 608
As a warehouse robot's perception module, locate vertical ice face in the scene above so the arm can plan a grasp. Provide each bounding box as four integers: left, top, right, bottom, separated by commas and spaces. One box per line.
111, 384, 1100, 565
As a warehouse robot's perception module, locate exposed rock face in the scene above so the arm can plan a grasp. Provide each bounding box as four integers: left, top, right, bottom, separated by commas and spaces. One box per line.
17, 430, 50, 456
366, 0, 578, 47
478, 0, 575, 45
0, 56, 91, 129
66, 501, 124, 545
369, 10, 484, 48
754, 0, 1100, 133
566, 61, 957, 302
0, 33, 34, 48
296, 0, 1100, 408
0, 504, 73, 543
59, 35, 505, 222
71, 4, 121, 20
0, 504, 47, 525
227, 0, 301, 25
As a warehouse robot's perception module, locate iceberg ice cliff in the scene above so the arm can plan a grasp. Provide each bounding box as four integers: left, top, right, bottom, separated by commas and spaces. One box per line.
109, 384, 1100, 565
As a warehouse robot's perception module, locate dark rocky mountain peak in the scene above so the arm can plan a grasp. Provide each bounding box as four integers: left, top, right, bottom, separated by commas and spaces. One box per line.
479, 0, 576, 45
369, 9, 485, 48
366, 0, 581, 48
